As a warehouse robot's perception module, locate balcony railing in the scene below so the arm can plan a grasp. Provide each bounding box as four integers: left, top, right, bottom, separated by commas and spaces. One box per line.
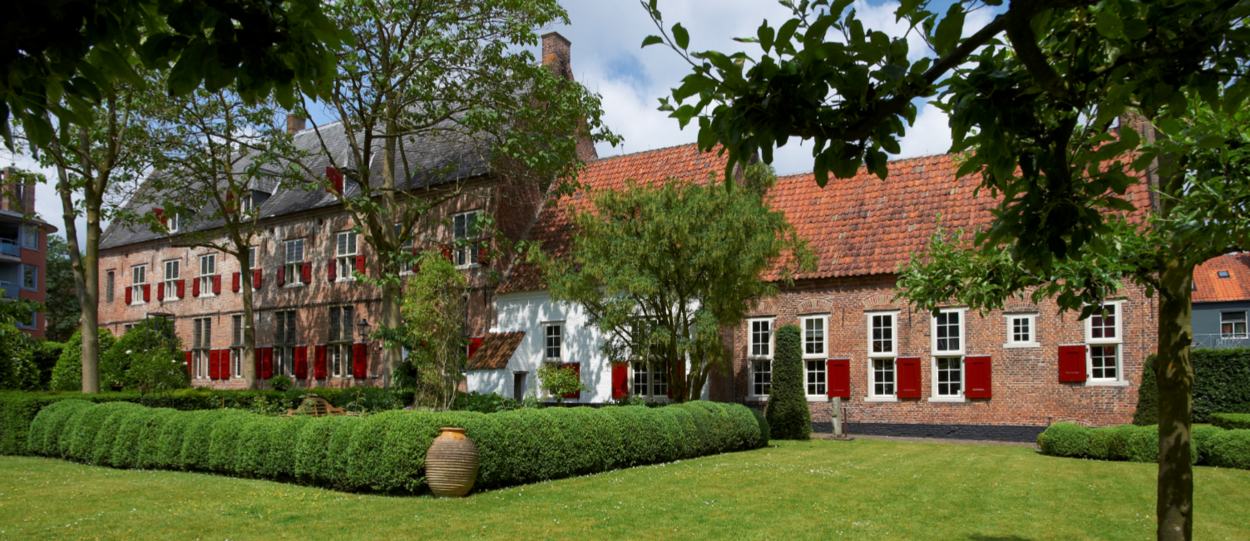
1192, 333, 1250, 349
0, 281, 15, 299
0, 238, 18, 257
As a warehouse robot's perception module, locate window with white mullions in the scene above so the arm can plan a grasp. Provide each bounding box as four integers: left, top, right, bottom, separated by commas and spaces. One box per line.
872, 359, 894, 396
163, 260, 180, 300
336, 231, 357, 280
274, 310, 297, 377
1090, 345, 1118, 380
752, 360, 771, 396
1221, 311, 1247, 339
750, 319, 772, 357
748, 318, 773, 397
199, 254, 216, 296
1089, 304, 1118, 340
453, 211, 481, 267
935, 357, 962, 397
802, 316, 825, 357
329, 306, 355, 377
870, 314, 894, 355
867, 312, 898, 398
131, 265, 147, 304
632, 360, 668, 399
231, 314, 244, 378
1085, 302, 1124, 383
544, 323, 563, 361
806, 360, 826, 396
285, 239, 304, 285
193, 317, 212, 379
933, 310, 963, 354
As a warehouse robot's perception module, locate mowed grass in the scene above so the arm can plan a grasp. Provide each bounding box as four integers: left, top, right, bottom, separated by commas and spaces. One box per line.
1, 439, 1248, 540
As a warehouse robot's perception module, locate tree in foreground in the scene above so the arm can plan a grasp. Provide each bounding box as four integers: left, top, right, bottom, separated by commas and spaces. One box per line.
378, 251, 468, 410
644, 0, 1250, 536
767, 324, 811, 440
43, 235, 82, 343
536, 363, 586, 407
99, 316, 187, 393
298, 0, 618, 379
540, 167, 815, 402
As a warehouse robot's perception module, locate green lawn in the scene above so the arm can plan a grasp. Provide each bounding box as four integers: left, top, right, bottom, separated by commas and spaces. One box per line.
1, 439, 1247, 540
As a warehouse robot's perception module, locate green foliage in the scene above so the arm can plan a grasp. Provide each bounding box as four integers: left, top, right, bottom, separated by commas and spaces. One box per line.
1036, 423, 1250, 468
536, 363, 586, 406
766, 325, 810, 440
0, 324, 39, 391
43, 236, 80, 343
1211, 414, 1250, 430
1134, 350, 1250, 425
1206, 430, 1250, 470
385, 252, 469, 410
23, 400, 765, 493
32, 341, 64, 390
454, 392, 523, 413
541, 176, 815, 402
100, 317, 187, 392
268, 375, 294, 392
50, 328, 116, 392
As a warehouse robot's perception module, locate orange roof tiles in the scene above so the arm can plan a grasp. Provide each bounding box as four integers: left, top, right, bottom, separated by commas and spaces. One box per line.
467, 331, 526, 370
1193, 253, 1250, 303
500, 144, 1155, 293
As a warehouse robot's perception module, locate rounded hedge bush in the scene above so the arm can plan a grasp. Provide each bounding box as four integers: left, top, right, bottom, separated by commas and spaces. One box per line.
1207, 429, 1250, 469
1211, 413, 1250, 430
27, 399, 93, 456
766, 324, 811, 440
1038, 422, 1090, 457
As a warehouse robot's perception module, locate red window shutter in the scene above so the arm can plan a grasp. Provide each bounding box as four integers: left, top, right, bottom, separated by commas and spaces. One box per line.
232, 272, 240, 292
1058, 345, 1088, 382
142, 284, 150, 302
212, 275, 222, 295
478, 244, 490, 265
185, 351, 193, 377
827, 358, 851, 399
314, 345, 327, 378
157, 282, 164, 301
177, 279, 185, 298
208, 350, 220, 379
353, 343, 367, 378
564, 363, 581, 400
965, 355, 992, 399
225, 192, 235, 214
192, 278, 200, 297
355, 254, 365, 275
254, 347, 262, 378
294, 346, 308, 378
152, 207, 165, 225
253, 269, 262, 289
611, 362, 628, 399
468, 337, 484, 358
261, 347, 274, 379
327, 258, 336, 281
222, 350, 234, 378
896, 357, 922, 398
326, 166, 343, 193
277, 266, 285, 287
125, 287, 132, 304
411, 248, 420, 274
301, 262, 311, 284
441, 244, 453, 261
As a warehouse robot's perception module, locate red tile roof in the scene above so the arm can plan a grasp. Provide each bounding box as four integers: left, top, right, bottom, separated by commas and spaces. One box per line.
500, 144, 1155, 292
1193, 253, 1250, 303
467, 331, 526, 370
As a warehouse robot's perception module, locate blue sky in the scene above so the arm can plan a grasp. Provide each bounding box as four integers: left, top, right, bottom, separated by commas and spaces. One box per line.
11, 0, 1000, 244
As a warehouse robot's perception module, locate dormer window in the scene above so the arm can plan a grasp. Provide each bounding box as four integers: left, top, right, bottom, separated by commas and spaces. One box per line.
168, 212, 180, 233
1218, 270, 1231, 278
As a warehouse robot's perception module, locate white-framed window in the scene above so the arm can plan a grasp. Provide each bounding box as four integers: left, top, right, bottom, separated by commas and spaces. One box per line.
193, 317, 212, 379
241, 191, 254, 214
199, 254, 216, 296
934, 357, 962, 398
248, 246, 258, 270
805, 360, 826, 398
632, 360, 669, 399
284, 239, 304, 286
543, 323, 563, 361
397, 222, 415, 275
1085, 301, 1124, 383
274, 310, 297, 377
21, 225, 37, 250
167, 212, 180, 233
931, 308, 965, 355
867, 311, 898, 399
329, 305, 355, 377
452, 211, 480, 267
1221, 311, 1247, 339
1005, 313, 1038, 347
802, 315, 827, 358
748, 318, 773, 398
131, 265, 147, 305
231, 314, 245, 378
163, 260, 180, 301
336, 231, 358, 281
20, 264, 36, 290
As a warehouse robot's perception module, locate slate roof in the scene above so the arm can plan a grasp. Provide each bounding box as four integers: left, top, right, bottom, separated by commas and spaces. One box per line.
99, 121, 491, 250
1193, 253, 1250, 303
499, 144, 1156, 293
467, 331, 526, 370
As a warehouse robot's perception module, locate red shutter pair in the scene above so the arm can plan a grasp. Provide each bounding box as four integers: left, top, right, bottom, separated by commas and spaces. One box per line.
277, 267, 286, 287
293, 345, 308, 378
327, 258, 337, 281
468, 337, 484, 358
314, 345, 328, 378
157, 282, 164, 301
611, 362, 629, 399
142, 284, 150, 302
1058, 345, 1088, 382
184, 351, 193, 377
827, 358, 851, 399
125, 287, 132, 304
355, 254, 365, 276
253, 269, 262, 289
212, 275, 222, 295
353, 343, 367, 378
326, 167, 344, 194
192, 278, 200, 297
176, 279, 185, 298
232, 272, 240, 292
564, 363, 582, 400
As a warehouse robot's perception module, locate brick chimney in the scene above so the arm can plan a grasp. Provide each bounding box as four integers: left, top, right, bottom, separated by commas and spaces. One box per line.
286, 114, 306, 135
542, 32, 572, 81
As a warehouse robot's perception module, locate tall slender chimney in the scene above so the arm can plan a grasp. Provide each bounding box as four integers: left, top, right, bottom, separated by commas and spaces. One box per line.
286, 114, 307, 135
542, 32, 572, 81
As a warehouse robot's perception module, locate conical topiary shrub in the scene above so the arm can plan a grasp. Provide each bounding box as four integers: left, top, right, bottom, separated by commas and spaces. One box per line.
766, 324, 811, 440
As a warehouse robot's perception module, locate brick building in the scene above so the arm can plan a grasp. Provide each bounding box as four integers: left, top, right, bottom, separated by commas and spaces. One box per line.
97, 33, 587, 389
472, 145, 1157, 442
0, 167, 56, 338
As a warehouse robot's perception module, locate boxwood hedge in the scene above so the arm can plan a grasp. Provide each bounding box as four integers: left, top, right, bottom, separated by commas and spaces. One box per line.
1211, 413, 1250, 430
25, 400, 767, 494
1134, 349, 1250, 425
1038, 422, 1250, 469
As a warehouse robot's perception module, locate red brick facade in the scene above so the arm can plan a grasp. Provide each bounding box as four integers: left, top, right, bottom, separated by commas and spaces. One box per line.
1, 167, 55, 338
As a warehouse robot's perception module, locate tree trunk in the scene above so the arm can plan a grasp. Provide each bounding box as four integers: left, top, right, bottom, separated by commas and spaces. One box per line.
54, 159, 100, 393
1156, 257, 1195, 541
381, 282, 403, 384
240, 248, 258, 390
80, 207, 102, 393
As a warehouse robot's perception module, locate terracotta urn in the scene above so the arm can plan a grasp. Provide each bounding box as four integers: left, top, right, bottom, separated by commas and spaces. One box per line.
426, 427, 479, 497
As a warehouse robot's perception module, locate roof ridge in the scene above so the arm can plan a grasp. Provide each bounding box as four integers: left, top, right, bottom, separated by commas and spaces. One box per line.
587, 142, 705, 164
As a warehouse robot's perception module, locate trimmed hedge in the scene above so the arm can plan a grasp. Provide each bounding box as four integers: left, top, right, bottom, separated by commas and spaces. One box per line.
26, 400, 767, 494
1134, 349, 1250, 425
1038, 422, 1250, 469
766, 324, 811, 440
1211, 413, 1250, 430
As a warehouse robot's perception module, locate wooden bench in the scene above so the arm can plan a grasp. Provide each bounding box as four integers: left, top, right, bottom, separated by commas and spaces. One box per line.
285, 397, 356, 417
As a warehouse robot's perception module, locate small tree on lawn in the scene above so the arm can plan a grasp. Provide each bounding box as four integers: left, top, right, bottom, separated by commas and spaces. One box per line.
540, 167, 815, 402
767, 324, 810, 440
99, 317, 188, 393
537, 363, 586, 407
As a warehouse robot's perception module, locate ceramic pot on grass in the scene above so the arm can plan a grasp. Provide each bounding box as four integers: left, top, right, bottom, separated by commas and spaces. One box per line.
426, 427, 479, 497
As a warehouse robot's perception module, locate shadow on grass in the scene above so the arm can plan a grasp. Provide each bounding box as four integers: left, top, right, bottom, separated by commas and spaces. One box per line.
967, 535, 1038, 541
